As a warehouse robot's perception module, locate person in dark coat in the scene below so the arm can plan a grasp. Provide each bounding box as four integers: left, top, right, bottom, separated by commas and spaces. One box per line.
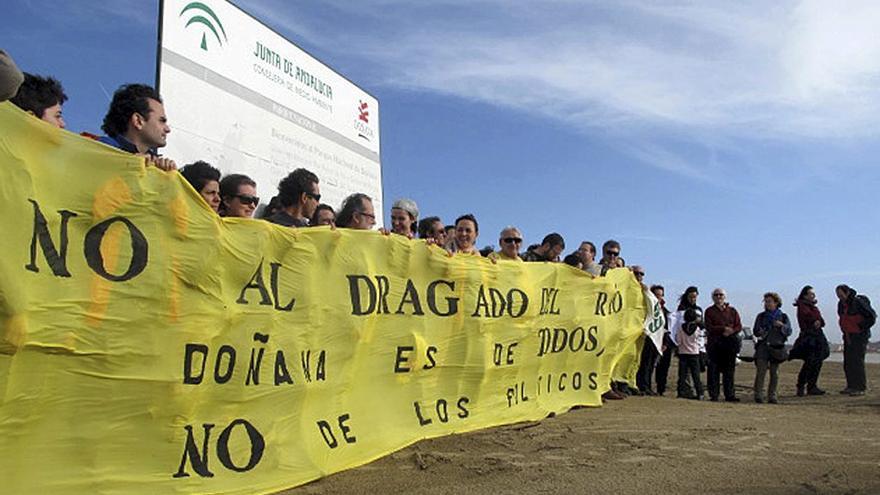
789, 286, 829, 396
836, 284, 876, 396
753, 292, 792, 404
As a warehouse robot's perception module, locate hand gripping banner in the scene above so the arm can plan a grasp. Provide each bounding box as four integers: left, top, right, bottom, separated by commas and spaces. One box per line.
0, 103, 646, 494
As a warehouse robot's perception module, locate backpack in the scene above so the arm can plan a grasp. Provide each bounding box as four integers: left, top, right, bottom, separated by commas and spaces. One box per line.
855, 295, 877, 329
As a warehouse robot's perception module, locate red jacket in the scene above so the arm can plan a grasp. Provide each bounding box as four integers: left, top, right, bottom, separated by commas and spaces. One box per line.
704, 304, 742, 344
795, 300, 825, 335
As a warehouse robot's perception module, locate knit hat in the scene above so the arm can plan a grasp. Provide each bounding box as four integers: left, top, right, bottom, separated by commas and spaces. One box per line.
392, 198, 419, 221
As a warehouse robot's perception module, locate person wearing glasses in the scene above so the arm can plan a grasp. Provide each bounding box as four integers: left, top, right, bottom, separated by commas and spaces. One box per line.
599, 240, 624, 275
336, 193, 377, 230
219, 174, 259, 218
267, 168, 320, 227
522, 233, 565, 262
489, 226, 524, 262
179, 161, 221, 213
390, 198, 419, 238
704, 288, 743, 402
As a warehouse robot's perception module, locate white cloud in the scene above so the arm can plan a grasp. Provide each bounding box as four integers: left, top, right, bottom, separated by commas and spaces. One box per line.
248, 0, 880, 177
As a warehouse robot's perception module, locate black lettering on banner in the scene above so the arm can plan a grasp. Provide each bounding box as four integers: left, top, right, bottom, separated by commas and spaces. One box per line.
317, 420, 338, 448
572, 372, 583, 390
83, 216, 148, 282
395, 279, 424, 315
507, 288, 529, 318
246, 333, 268, 386
215, 419, 265, 473
214, 345, 236, 384
347, 275, 377, 315
424, 346, 438, 370
493, 342, 518, 366
472, 286, 529, 318
436, 399, 449, 422
586, 326, 599, 352
338, 414, 357, 444
25, 199, 77, 277
588, 372, 598, 390
376, 275, 390, 314
237, 260, 272, 306
506, 382, 528, 407
413, 401, 432, 426
317, 415, 357, 449
301, 350, 327, 382
274, 350, 294, 385
595, 291, 608, 316
394, 346, 414, 373
414, 397, 470, 426
539, 287, 560, 315
269, 262, 295, 311
174, 423, 215, 478
183, 344, 208, 385
595, 290, 623, 316
427, 280, 458, 316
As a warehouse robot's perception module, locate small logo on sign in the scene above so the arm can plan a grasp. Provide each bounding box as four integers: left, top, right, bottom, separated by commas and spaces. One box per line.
355, 100, 374, 142
358, 101, 370, 123
180, 2, 228, 51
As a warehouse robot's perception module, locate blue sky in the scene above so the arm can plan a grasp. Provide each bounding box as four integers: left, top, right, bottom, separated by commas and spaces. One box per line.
3, 0, 879, 340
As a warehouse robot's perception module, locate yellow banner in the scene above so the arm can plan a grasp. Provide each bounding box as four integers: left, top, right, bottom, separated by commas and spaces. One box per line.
0, 102, 645, 494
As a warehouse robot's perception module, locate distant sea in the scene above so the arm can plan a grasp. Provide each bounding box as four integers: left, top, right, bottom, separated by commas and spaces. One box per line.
827, 352, 880, 364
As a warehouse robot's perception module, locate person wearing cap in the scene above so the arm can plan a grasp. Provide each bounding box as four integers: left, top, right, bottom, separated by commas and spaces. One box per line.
488, 226, 523, 262
390, 198, 418, 238
0, 49, 24, 101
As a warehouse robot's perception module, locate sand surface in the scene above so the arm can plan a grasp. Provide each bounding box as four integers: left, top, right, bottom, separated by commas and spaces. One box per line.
282, 361, 880, 494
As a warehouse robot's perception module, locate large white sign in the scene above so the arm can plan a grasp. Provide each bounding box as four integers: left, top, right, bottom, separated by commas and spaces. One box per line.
158, 0, 383, 222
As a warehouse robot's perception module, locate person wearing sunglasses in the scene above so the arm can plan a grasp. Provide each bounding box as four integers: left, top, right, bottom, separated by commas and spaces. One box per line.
219, 174, 259, 218
268, 168, 320, 227
522, 233, 565, 262
489, 226, 523, 262
599, 240, 624, 275
704, 288, 743, 402
337, 193, 377, 230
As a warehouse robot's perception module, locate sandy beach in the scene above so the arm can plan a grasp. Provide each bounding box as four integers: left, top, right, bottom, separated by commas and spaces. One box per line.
284, 361, 880, 494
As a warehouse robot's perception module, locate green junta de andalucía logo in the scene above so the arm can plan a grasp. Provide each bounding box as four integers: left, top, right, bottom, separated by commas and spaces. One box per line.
179, 2, 228, 51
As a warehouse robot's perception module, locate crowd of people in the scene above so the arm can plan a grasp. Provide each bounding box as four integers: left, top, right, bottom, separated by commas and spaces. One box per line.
1, 51, 876, 405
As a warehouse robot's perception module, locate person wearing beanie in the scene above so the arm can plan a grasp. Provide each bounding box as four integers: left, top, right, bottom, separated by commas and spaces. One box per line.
390, 198, 419, 238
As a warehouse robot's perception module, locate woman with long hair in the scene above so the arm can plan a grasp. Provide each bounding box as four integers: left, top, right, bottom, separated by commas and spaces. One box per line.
675, 286, 704, 400
790, 286, 829, 396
